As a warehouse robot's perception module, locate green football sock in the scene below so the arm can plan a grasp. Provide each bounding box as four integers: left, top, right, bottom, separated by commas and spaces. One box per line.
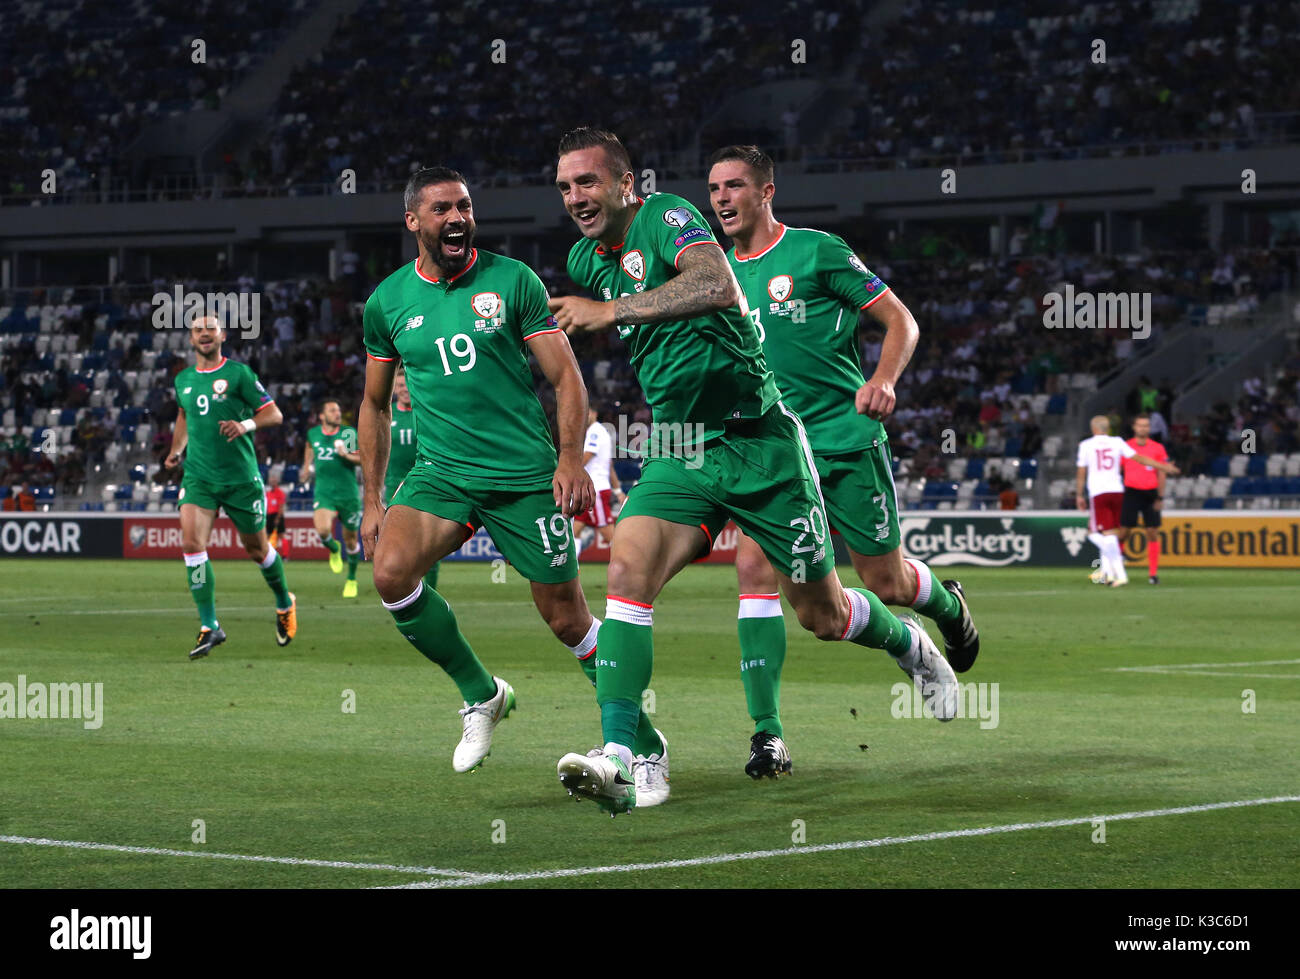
386, 583, 496, 704
904, 558, 961, 629
575, 650, 661, 756
346, 545, 360, 582
258, 549, 292, 609
738, 598, 786, 738
424, 562, 439, 591
319, 533, 341, 554
595, 608, 654, 749
844, 587, 913, 658
184, 554, 217, 630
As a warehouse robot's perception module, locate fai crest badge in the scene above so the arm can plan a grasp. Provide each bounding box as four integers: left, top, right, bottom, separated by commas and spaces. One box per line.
621, 249, 646, 281
212, 379, 229, 394
471, 292, 501, 319
767, 275, 794, 302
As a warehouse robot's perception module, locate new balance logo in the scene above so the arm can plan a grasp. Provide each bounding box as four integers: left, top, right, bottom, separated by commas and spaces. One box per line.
404, 315, 424, 331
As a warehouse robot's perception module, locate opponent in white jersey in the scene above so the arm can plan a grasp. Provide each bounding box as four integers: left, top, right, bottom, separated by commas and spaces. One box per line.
1075, 415, 1178, 586
573, 406, 622, 557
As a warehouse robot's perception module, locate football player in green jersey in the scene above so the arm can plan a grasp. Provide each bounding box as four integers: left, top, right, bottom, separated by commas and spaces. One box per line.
384, 364, 438, 590
359, 166, 662, 782
304, 399, 364, 597
549, 128, 958, 815
707, 145, 981, 778
164, 316, 297, 659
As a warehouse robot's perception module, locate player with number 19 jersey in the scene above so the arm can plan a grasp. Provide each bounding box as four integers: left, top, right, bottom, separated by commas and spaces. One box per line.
365, 249, 559, 490
363, 247, 579, 583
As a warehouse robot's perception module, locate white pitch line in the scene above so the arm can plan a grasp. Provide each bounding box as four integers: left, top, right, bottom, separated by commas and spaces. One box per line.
378, 795, 1300, 889
0, 835, 484, 880
1115, 658, 1300, 671
1111, 658, 1300, 679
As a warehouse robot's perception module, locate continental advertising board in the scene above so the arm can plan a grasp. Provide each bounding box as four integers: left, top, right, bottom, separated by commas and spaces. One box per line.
3, 511, 1298, 568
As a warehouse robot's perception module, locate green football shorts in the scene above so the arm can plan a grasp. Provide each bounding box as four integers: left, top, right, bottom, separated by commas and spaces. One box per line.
314, 494, 363, 531
389, 465, 577, 584
179, 476, 266, 534
815, 439, 902, 557
618, 403, 836, 581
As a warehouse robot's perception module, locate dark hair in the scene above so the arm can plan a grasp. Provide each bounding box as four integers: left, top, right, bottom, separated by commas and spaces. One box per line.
404, 166, 468, 213
708, 144, 775, 185
1133, 413, 1151, 421
318, 399, 340, 414
557, 127, 633, 181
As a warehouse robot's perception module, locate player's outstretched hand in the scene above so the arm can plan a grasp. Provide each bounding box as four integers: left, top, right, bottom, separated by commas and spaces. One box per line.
164, 452, 182, 470
548, 295, 616, 335
218, 419, 248, 442
553, 453, 595, 518
855, 378, 896, 421
360, 503, 383, 560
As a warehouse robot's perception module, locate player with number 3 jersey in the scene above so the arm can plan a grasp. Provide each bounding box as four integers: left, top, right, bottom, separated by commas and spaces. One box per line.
707, 144, 982, 778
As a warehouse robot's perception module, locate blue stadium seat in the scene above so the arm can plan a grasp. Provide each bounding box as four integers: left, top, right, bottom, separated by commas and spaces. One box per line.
1209, 456, 1230, 477
34, 486, 54, 501
1004, 437, 1022, 457
923, 481, 958, 499
1203, 498, 1224, 509
120, 425, 136, 443
0, 487, 9, 500
974, 480, 991, 497
282, 464, 300, 485
1247, 455, 1268, 477
1018, 458, 1038, 479
964, 458, 985, 479
1046, 394, 1067, 414
259, 465, 269, 480
614, 459, 641, 483
1230, 477, 1251, 496
162, 485, 180, 502
113, 485, 133, 501
129, 464, 147, 483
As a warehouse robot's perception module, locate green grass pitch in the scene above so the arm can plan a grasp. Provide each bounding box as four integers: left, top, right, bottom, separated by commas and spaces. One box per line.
1, 558, 1297, 888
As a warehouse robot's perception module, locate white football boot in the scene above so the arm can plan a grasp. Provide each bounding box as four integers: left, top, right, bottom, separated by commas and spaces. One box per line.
632, 729, 670, 807
897, 614, 959, 722
557, 748, 636, 816
452, 676, 516, 773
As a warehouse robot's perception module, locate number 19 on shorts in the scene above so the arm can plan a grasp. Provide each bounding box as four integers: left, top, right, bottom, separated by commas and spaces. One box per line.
534, 514, 571, 554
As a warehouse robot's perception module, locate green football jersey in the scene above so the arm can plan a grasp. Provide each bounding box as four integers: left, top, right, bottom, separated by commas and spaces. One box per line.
728, 224, 891, 455
567, 193, 779, 447
173, 357, 273, 484
363, 248, 559, 491
385, 402, 418, 492
307, 424, 360, 501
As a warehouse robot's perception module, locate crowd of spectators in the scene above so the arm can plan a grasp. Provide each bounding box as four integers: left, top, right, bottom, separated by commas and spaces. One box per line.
9, 0, 1300, 202
1, 0, 309, 202
823, 0, 1300, 168
256, 0, 863, 193
2, 241, 1295, 501
1180, 345, 1300, 474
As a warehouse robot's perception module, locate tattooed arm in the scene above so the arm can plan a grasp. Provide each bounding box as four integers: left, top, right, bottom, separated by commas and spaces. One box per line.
613, 243, 740, 325
548, 242, 742, 334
